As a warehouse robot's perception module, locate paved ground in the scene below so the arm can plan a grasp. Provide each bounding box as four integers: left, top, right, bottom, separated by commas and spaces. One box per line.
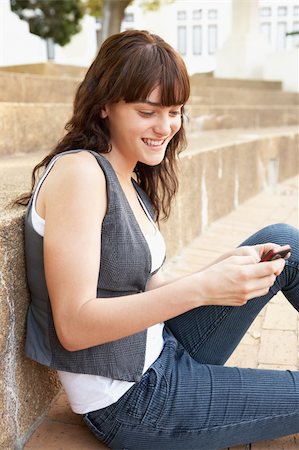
24, 175, 299, 450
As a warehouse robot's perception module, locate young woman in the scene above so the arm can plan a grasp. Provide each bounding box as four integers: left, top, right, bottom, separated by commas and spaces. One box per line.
20, 30, 299, 449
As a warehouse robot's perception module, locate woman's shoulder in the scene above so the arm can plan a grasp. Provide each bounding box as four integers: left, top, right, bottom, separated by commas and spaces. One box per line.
50, 150, 105, 184
41, 151, 107, 205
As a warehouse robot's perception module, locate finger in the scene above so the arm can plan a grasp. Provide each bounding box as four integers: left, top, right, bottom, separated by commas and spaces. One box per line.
230, 255, 260, 266
246, 286, 274, 301
256, 243, 291, 261
235, 246, 260, 262
255, 258, 286, 277
245, 273, 277, 294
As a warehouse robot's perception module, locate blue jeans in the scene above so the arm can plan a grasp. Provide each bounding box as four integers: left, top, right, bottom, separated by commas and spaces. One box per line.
83, 224, 299, 449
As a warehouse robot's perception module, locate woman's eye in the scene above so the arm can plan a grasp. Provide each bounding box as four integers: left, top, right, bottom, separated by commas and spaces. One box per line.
139, 111, 154, 117
169, 110, 182, 117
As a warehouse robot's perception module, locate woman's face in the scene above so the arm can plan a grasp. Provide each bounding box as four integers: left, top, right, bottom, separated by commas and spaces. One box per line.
101, 86, 183, 167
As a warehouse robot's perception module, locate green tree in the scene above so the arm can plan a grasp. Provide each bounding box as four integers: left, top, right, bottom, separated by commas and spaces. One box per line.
10, 0, 85, 59
87, 0, 173, 44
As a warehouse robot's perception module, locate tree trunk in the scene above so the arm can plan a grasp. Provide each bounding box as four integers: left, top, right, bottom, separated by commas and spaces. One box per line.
100, 0, 131, 43
46, 37, 55, 61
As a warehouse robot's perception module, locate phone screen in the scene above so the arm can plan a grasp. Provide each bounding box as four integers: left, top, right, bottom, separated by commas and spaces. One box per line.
261, 246, 291, 262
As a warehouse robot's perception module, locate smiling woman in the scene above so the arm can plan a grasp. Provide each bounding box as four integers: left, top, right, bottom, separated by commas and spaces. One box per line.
16, 30, 299, 450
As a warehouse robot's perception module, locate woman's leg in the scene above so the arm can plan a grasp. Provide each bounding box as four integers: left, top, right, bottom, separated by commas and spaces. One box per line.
84, 331, 299, 449
166, 223, 299, 364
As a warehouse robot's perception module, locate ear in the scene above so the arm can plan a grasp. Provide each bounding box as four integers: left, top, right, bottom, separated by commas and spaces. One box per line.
100, 105, 108, 119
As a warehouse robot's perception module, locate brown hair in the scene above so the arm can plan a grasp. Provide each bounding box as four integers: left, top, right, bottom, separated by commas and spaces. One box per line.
16, 29, 190, 221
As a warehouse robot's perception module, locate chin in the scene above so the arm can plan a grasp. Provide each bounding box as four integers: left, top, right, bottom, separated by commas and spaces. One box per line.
143, 151, 166, 167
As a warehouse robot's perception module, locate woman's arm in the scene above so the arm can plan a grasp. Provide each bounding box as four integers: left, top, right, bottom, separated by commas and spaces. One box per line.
43, 152, 285, 352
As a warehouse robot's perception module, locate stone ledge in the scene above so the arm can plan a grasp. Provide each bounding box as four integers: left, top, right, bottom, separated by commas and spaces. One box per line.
186, 105, 299, 130
0, 103, 72, 156
190, 74, 283, 90
0, 62, 87, 78
189, 88, 299, 106
0, 71, 80, 103
0, 71, 296, 105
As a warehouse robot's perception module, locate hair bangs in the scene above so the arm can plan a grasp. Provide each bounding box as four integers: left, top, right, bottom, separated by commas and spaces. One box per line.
116, 42, 190, 106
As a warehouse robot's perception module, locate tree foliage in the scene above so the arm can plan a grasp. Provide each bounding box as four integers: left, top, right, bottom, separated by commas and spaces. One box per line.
86, 0, 173, 44
10, 0, 85, 46
87, 0, 172, 18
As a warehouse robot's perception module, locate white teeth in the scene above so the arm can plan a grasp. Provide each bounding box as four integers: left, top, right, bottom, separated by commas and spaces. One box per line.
143, 138, 164, 146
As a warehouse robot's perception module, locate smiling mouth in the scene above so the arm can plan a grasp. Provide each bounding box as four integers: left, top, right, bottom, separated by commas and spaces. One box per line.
142, 138, 166, 147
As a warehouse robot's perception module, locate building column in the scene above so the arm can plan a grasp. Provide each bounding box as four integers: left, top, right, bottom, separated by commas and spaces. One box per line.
214, 0, 269, 79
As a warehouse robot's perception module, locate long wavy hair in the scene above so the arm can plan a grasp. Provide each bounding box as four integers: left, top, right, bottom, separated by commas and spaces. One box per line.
16, 29, 190, 221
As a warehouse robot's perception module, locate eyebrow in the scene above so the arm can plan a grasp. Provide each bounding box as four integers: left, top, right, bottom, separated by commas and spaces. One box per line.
134, 100, 183, 108
134, 100, 162, 107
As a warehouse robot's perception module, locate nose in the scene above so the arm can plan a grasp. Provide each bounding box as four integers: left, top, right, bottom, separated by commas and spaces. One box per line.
153, 114, 172, 136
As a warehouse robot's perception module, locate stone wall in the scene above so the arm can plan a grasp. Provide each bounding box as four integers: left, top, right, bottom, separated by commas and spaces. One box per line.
161, 131, 298, 258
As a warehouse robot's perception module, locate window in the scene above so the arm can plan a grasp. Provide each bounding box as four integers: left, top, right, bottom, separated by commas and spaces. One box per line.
124, 13, 134, 22
260, 22, 271, 44
293, 21, 299, 31
192, 9, 202, 20
277, 22, 287, 50
292, 22, 299, 47
294, 5, 299, 16
208, 25, 218, 54
277, 6, 287, 16
177, 26, 187, 55
177, 10, 186, 20
260, 7, 271, 17
193, 25, 202, 55
208, 9, 217, 20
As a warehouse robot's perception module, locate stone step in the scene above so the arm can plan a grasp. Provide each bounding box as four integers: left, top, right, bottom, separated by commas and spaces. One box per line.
189, 87, 299, 106
186, 105, 299, 131
0, 62, 87, 78
1, 71, 295, 105
190, 74, 283, 91
0, 64, 282, 91
0, 102, 72, 156
1, 98, 298, 157
0, 71, 80, 103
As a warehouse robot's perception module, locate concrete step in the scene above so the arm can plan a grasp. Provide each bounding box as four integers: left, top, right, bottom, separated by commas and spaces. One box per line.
1, 96, 298, 157
0, 65, 282, 91
0, 71, 80, 103
190, 74, 283, 91
0, 71, 294, 105
186, 105, 299, 131
0, 102, 71, 156
189, 87, 299, 106
0, 62, 87, 78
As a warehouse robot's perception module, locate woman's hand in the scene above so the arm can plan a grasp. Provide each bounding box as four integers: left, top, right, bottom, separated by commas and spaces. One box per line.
192, 244, 287, 307
204, 243, 288, 274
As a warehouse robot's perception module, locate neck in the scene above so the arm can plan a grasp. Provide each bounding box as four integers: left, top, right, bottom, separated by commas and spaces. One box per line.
103, 150, 136, 185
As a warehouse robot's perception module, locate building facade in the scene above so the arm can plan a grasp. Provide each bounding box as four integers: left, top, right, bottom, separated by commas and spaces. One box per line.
0, 0, 298, 90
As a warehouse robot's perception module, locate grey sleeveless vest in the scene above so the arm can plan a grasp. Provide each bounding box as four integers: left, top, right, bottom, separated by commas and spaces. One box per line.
25, 150, 162, 382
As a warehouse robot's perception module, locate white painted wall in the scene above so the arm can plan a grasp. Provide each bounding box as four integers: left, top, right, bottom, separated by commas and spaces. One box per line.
0, 0, 46, 66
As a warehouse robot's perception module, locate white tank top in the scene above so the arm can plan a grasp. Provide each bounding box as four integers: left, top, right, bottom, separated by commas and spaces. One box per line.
31, 154, 166, 414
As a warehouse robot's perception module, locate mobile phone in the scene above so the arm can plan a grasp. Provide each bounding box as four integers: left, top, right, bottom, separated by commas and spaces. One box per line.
261, 246, 291, 262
